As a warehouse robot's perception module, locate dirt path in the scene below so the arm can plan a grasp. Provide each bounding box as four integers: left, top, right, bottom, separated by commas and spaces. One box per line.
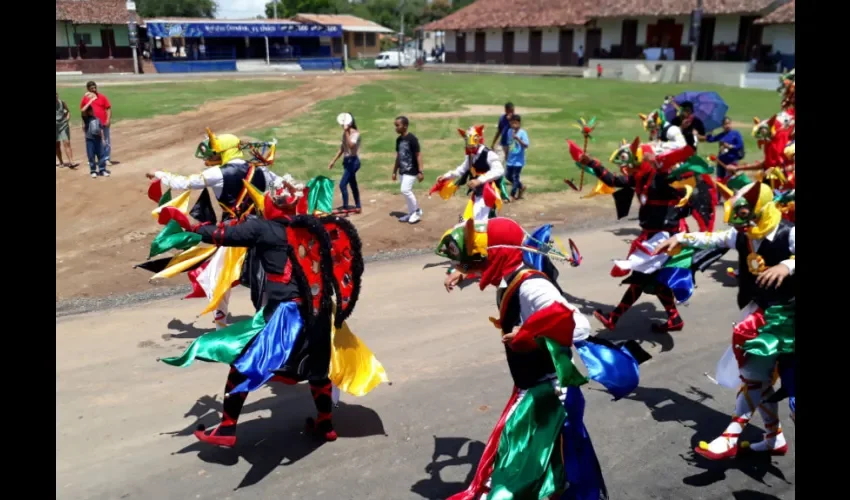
56, 73, 609, 301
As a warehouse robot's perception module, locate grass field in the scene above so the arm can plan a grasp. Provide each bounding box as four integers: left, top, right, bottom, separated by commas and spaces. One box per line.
250, 72, 781, 193
56, 80, 299, 124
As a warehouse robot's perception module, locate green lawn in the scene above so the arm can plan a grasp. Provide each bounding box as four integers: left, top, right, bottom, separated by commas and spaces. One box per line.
250, 72, 780, 193
56, 80, 300, 123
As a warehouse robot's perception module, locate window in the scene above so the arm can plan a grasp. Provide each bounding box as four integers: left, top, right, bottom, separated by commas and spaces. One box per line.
73, 33, 92, 45
365, 33, 376, 46
355, 33, 365, 47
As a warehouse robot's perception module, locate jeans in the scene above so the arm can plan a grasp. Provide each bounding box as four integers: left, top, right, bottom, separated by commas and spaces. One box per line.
340, 156, 361, 208
506, 166, 524, 196
400, 174, 419, 214
102, 126, 112, 161
86, 138, 106, 173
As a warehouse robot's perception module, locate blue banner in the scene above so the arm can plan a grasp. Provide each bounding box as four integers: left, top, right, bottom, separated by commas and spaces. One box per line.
146, 22, 342, 39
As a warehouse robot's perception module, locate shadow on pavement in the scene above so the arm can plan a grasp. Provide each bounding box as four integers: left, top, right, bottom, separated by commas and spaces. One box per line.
167, 382, 386, 490
410, 436, 485, 500
164, 315, 253, 341
626, 385, 790, 490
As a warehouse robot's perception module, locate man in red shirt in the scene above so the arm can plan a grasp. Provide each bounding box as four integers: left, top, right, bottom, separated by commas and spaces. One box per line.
80, 81, 119, 166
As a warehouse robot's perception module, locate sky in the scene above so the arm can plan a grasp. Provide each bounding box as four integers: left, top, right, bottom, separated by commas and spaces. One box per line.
216, 0, 269, 19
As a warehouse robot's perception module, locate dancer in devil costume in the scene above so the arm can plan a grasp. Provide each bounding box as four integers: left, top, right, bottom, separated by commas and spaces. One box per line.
431, 125, 507, 222
436, 217, 650, 500
144, 129, 281, 329
155, 187, 388, 447
568, 137, 720, 333
655, 181, 795, 459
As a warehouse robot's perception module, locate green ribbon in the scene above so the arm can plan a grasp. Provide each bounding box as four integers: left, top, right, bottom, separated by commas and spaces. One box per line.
498, 177, 511, 201
306, 175, 335, 214
489, 382, 567, 500
158, 189, 172, 207
160, 308, 267, 367
149, 220, 203, 259
668, 156, 713, 179
542, 337, 588, 388
743, 304, 795, 358
664, 247, 695, 269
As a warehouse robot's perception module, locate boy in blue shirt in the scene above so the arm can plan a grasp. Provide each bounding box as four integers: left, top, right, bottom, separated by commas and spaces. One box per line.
505, 114, 529, 199
706, 117, 745, 181
491, 102, 514, 158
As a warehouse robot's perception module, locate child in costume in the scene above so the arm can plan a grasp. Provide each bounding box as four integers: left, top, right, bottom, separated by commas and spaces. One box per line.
568, 138, 719, 333
436, 217, 650, 500
654, 181, 795, 459
432, 125, 507, 222
155, 186, 387, 447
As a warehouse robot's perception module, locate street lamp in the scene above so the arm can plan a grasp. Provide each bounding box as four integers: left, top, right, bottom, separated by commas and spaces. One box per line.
127, 1, 140, 75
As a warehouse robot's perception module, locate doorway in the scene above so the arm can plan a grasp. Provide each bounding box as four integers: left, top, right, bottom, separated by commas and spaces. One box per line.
455, 33, 466, 62
100, 29, 116, 59
529, 30, 542, 65
620, 20, 638, 58
558, 29, 574, 65
474, 32, 486, 63
503, 31, 515, 64
697, 16, 716, 60
584, 29, 601, 65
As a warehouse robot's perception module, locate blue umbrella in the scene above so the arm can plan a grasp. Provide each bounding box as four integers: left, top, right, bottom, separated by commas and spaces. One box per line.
663, 91, 729, 132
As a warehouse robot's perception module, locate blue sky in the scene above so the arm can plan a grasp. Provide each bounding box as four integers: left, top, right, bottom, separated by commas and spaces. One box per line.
216, 0, 269, 19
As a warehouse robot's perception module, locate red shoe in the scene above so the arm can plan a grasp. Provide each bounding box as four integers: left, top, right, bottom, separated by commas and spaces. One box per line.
305, 417, 338, 442
193, 423, 237, 448
694, 431, 739, 460
593, 310, 617, 331
651, 317, 684, 333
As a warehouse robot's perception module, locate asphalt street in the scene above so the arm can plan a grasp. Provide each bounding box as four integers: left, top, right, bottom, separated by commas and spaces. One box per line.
56, 222, 795, 500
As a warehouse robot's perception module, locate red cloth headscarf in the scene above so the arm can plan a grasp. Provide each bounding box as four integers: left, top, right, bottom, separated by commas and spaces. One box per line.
479, 217, 526, 290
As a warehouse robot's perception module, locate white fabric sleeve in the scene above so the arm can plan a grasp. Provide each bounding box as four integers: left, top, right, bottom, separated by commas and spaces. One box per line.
262, 167, 281, 188
517, 279, 590, 342
154, 167, 224, 193
444, 156, 470, 179
780, 227, 795, 274
675, 228, 737, 249
476, 150, 505, 183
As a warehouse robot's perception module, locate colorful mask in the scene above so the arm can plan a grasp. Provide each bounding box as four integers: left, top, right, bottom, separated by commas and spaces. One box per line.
436, 218, 488, 265
609, 137, 648, 170
458, 125, 485, 155
725, 182, 781, 239
200, 128, 244, 166
638, 109, 666, 133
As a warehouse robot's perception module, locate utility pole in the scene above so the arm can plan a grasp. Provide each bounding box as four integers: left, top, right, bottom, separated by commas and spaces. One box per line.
688, 0, 703, 82
126, 1, 139, 74
273, 1, 277, 19
398, 0, 405, 70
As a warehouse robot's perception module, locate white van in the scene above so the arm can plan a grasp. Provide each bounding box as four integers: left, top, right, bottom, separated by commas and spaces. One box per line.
375, 51, 410, 69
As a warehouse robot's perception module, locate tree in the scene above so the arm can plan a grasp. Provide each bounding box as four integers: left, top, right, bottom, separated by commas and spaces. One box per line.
264, 0, 348, 19
421, 0, 453, 25
136, 0, 218, 18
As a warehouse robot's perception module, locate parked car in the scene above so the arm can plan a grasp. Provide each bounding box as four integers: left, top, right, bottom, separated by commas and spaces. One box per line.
375, 51, 412, 69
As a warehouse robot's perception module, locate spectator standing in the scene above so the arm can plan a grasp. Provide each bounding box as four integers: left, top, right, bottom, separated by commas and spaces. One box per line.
81, 100, 109, 178
80, 81, 120, 167
577, 45, 584, 66
669, 101, 706, 149
328, 113, 362, 213
706, 117, 745, 181
392, 116, 423, 224
490, 102, 514, 159
56, 92, 78, 168
505, 114, 529, 200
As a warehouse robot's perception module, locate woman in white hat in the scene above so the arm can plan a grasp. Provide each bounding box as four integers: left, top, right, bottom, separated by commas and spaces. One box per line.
328, 112, 362, 213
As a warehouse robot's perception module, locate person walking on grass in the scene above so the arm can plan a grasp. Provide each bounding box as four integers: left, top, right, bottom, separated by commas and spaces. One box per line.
505, 114, 529, 200
80, 81, 120, 167
490, 102, 514, 158
328, 113, 362, 214
81, 101, 109, 179
392, 116, 424, 224
706, 116, 745, 182
56, 92, 78, 168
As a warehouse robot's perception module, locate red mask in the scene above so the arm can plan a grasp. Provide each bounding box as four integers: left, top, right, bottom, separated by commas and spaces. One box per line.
479, 218, 526, 290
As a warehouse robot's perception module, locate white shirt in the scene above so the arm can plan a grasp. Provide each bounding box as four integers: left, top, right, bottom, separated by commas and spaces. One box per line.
498, 271, 591, 343
154, 161, 280, 201
676, 225, 795, 274
443, 145, 505, 185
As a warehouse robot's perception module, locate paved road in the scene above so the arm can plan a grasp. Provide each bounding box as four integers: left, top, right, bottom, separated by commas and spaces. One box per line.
56, 223, 795, 500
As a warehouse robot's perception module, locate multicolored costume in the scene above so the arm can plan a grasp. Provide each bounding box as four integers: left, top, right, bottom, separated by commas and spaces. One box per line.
638, 106, 687, 150
155, 185, 387, 446
669, 182, 795, 459
139, 129, 336, 328
431, 125, 506, 222
436, 217, 650, 500
569, 138, 719, 333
